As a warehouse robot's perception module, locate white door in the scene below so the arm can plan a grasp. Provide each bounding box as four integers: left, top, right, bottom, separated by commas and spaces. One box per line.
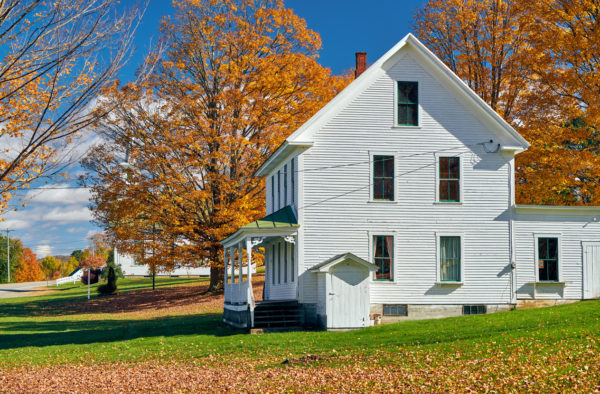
583, 242, 600, 299
328, 263, 370, 329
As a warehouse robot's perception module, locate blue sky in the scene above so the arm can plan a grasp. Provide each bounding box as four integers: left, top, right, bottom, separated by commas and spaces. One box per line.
4, 0, 423, 258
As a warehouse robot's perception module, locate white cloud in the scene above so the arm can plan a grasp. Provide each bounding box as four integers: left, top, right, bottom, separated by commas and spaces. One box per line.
0, 218, 31, 230
42, 206, 93, 223
36, 245, 54, 258
25, 184, 91, 205
86, 229, 101, 238
67, 226, 87, 233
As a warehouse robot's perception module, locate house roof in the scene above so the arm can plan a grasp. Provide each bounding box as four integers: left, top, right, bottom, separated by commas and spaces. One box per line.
240, 205, 299, 230
309, 252, 378, 273
256, 33, 530, 177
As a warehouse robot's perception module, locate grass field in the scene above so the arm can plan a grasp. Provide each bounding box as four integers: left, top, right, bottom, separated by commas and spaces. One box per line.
1, 276, 599, 392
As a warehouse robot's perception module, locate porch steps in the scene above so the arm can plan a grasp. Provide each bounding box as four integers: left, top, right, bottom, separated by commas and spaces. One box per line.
253, 300, 303, 329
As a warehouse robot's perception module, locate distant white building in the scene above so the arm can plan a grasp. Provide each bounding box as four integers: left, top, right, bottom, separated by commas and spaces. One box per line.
114, 248, 255, 277
114, 248, 210, 277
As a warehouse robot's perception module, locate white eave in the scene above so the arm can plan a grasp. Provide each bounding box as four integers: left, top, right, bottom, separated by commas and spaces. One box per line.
255, 140, 313, 177
515, 205, 600, 214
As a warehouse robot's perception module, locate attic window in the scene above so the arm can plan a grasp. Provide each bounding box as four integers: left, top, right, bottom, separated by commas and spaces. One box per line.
397, 81, 418, 126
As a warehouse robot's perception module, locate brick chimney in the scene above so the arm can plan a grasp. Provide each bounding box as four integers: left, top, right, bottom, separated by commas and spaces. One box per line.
355, 52, 367, 78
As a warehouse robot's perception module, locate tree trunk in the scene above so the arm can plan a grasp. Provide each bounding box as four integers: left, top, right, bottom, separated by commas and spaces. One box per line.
209, 265, 224, 292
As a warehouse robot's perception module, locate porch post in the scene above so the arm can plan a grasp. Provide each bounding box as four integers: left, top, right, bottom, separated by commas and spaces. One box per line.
238, 241, 243, 282
229, 247, 235, 283
224, 247, 228, 284
246, 238, 252, 283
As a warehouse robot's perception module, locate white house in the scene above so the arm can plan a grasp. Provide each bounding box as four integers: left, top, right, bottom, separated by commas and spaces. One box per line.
221, 34, 600, 330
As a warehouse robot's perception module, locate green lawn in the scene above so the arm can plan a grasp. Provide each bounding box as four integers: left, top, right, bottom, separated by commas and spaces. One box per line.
1, 277, 599, 373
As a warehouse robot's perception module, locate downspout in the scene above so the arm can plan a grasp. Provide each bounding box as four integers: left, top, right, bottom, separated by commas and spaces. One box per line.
508, 159, 517, 306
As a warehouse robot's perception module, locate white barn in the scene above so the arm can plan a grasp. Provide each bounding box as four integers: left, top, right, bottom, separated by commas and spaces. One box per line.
221, 34, 600, 330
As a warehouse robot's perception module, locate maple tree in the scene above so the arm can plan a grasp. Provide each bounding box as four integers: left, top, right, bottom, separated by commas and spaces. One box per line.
415, 0, 600, 205
0, 0, 147, 214
79, 255, 106, 270
14, 248, 43, 282
84, 0, 351, 290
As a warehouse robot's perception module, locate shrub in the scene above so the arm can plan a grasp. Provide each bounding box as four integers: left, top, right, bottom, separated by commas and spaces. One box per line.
97, 266, 117, 295
101, 261, 124, 280
81, 269, 101, 284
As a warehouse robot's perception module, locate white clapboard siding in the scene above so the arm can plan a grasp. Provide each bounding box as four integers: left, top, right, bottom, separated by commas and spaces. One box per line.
514, 209, 600, 300
297, 47, 515, 305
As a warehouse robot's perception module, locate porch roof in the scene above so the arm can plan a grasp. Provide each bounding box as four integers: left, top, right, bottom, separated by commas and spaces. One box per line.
221, 205, 299, 247
241, 205, 299, 230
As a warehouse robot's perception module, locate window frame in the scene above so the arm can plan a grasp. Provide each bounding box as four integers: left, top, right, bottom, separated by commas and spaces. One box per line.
395, 81, 420, 127
368, 151, 398, 203
435, 233, 464, 284
534, 233, 562, 282
435, 153, 463, 204
369, 232, 396, 282
383, 304, 408, 316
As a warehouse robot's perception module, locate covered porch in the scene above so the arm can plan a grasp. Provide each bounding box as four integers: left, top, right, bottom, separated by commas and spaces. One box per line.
221, 206, 300, 329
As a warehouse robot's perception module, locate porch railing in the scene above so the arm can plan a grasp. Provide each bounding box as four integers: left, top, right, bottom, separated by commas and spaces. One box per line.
224, 280, 250, 305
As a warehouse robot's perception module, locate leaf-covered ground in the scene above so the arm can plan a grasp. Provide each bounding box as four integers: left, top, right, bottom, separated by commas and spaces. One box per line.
1, 276, 599, 392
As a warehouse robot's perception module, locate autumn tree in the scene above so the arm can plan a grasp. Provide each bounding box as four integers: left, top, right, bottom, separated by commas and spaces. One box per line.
414, 0, 600, 204
0, 0, 148, 214
61, 256, 80, 277
84, 0, 351, 290
39, 256, 61, 280
14, 248, 43, 282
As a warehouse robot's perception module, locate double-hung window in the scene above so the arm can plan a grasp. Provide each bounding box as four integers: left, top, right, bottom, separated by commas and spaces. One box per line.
439, 157, 460, 202
270, 175, 275, 212
440, 236, 461, 282
373, 155, 394, 201
373, 235, 393, 280
397, 81, 418, 126
291, 158, 295, 204
283, 164, 288, 207
538, 237, 559, 282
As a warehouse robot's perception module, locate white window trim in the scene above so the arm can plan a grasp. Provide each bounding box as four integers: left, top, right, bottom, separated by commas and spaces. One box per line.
435, 232, 465, 285
393, 80, 422, 128
368, 230, 397, 283
434, 152, 464, 204
534, 233, 562, 283
368, 150, 398, 203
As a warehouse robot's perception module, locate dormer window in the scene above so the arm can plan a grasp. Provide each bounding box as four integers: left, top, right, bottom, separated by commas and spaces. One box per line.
397, 81, 418, 126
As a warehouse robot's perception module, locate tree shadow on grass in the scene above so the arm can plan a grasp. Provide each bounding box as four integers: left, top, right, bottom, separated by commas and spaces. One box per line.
0, 284, 218, 317
0, 277, 264, 318
0, 313, 237, 350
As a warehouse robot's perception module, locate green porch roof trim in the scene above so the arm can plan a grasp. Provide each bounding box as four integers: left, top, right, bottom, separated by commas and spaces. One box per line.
241, 205, 299, 230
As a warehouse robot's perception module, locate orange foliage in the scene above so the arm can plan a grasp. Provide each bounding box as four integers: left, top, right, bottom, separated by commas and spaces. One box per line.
79, 255, 106, 270
14, 248, 43, 283
85, 0, 351, 289
415, 0, 600, 205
